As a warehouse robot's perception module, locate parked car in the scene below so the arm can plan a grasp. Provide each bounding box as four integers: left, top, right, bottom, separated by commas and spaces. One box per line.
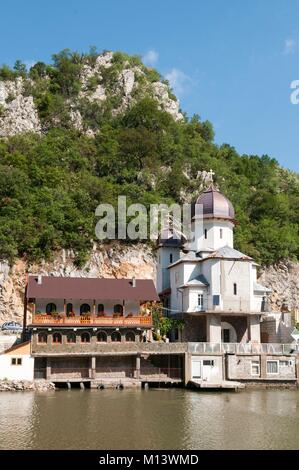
1, 321, 23, 332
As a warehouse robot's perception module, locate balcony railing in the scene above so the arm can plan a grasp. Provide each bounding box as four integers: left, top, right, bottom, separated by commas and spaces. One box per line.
188, 342, 299, 355
30, 314, 152, 327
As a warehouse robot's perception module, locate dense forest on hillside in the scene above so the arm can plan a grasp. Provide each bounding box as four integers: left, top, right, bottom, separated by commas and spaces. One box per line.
0, 50, 298, 266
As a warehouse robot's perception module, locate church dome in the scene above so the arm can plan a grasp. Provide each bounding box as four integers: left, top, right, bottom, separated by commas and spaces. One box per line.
195, 185, 235, 220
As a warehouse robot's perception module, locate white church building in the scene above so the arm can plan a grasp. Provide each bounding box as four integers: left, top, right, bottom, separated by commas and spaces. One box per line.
157, 183, 272, 344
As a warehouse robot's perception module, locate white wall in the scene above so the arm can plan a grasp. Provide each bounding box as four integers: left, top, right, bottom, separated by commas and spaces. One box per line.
189, 219, 234, 252
156, 246, 181, 293
0, 355, 34, 381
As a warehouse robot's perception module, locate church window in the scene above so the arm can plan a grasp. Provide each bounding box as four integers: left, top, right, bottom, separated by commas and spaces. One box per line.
198, 294, 204, 308
233, 283, 237, 295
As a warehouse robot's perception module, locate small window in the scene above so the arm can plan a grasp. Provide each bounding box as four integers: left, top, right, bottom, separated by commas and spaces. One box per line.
113, 304, 123, 315
279, 360, 292, 367
125, 332, 135, 342
66, 333, 76, 344
251, 360, 260, 376
267, 360, 279, 374
11, 358, 22, 366
66, 303, 73, 316
111, 331, 121, 342
97, 331, 107, 343
203, 360, 214, 366
46, 303, 57, 314
80, 304, 91, 315
53, 332, 62, 344
220, 228, 223, 239
97, 304, 104, 316
169, 253, 173, 263
81, 332, 90, 343
204, 229, 207, 239
38, 332, 47, 344
198, 294, 204, 307
233, 283, 237, 295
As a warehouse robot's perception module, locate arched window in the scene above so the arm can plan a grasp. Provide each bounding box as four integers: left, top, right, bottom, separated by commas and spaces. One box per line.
37, 332, 47, 344
97, 304, 105, 316
66, 303, 73, 316
46, 303, 57, 314
66, 333, 76, 344
81, 332, 90, 343
113, 304, 123, 315
53, 332, 62, 344
125, 331, 135, 342
97, 331, 107, 343
111, 331, 121, 342
80, 304, 91, 315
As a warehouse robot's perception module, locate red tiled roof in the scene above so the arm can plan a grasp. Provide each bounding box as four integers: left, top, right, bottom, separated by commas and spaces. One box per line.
27, 276, 159, 301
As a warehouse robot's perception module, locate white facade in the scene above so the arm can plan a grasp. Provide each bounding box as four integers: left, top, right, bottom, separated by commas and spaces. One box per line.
0, 342, 34, 381
157, 186, 272, 343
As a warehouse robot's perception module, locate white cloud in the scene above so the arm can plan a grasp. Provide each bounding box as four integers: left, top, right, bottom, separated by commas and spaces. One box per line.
283, 38, 297, 55
142, 49, 159, 67
165, 68, 192, 96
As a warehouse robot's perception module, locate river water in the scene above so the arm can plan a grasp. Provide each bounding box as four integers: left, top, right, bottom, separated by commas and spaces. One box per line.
0, 388, 298, 450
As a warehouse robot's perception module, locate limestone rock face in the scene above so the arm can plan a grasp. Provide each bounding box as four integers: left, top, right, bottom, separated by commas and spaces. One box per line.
0, 78, 41, 136
0, 51, 183, 137
259, 261, 299, 314
152, 82, 183, 121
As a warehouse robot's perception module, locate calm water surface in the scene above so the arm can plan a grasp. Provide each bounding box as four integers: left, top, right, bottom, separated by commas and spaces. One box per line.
0, 388, 298, 450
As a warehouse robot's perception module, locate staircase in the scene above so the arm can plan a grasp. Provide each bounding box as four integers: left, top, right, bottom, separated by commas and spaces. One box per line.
139, 357, 169, 380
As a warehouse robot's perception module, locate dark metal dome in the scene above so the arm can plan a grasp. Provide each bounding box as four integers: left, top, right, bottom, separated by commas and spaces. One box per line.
195, 185, 235, 220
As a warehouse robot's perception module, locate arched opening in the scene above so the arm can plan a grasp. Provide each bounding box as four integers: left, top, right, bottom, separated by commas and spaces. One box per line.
113, 304, 123, 316
97, 304, 105, 317
37, 332, 47, 344
81, 332, 90, 343
53, 332, 62, 344
125, 331, 135, 342
111, 331, 121, 342
80, 304, 91, 315
66, 333, 76, 343
221, 322, 237, 343
46, 303, 57, 314
97, 331, 107, 343
66, 303, 73, 316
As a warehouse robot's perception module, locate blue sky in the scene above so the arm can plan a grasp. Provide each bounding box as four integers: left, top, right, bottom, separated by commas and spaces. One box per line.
1, 0, 299, 171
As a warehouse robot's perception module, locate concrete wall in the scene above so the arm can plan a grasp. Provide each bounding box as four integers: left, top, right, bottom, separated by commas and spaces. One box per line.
0, 354, 34, 380
226, 354, 297, 381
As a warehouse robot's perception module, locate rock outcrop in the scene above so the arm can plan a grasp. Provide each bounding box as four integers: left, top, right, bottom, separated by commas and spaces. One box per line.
0, 78, 41, 136
0, 51, 183, 138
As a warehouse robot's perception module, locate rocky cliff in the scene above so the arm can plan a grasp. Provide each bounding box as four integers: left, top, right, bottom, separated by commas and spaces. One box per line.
0, 51, 182, 138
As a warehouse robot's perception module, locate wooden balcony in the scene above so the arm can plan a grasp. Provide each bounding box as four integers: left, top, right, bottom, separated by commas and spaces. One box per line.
30, 314, 152, 328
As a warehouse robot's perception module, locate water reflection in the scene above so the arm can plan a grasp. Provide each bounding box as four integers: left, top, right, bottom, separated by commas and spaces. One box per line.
0, 389, 298, 450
